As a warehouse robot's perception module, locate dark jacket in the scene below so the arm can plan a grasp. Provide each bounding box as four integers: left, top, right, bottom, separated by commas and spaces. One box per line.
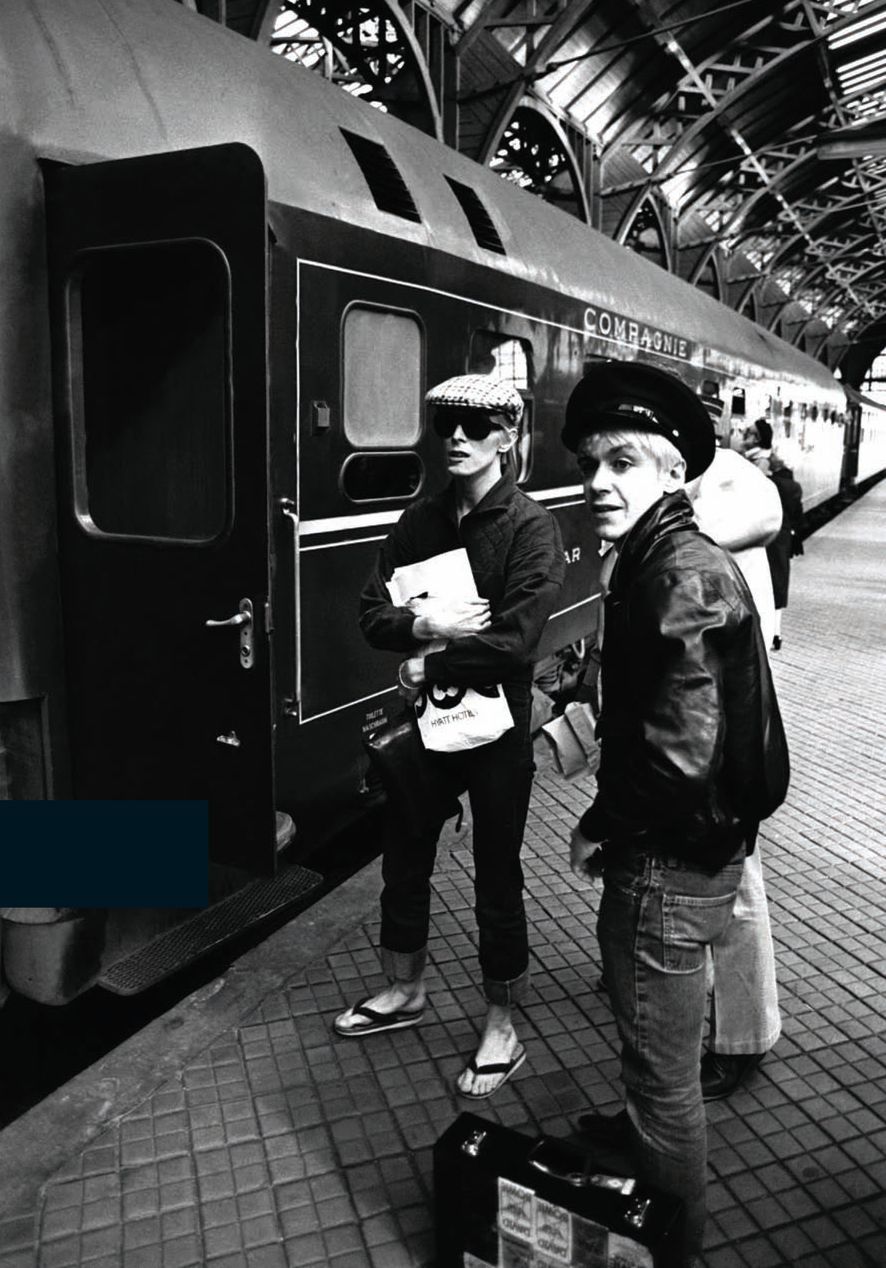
360, 470, 565, 692
770, 465, 804, 537
580, 490, 789, 868
767, 465, 805, 608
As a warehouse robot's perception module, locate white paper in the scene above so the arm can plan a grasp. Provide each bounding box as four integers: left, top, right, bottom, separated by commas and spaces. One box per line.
386, 547, 478, 605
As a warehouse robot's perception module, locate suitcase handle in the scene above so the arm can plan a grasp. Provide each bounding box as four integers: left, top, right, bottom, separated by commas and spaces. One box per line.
527, 1141, 636, 1194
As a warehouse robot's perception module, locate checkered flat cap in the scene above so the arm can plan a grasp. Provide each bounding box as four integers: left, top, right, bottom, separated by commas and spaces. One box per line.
425, 374, 524, 425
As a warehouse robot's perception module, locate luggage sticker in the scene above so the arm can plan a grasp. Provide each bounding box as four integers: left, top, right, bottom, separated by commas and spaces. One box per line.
607, 1231, 654, 1268
498, 1237, 532, 1268
497, 1178, 533, 1243
572, 1212, 608, 1265
533, 1197, 571, 1262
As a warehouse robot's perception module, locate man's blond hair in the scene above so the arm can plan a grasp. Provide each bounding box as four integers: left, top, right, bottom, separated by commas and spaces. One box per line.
595, 429, 685, 479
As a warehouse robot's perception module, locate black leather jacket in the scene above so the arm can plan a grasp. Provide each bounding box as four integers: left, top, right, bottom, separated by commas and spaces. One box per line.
580, 490, 789, 869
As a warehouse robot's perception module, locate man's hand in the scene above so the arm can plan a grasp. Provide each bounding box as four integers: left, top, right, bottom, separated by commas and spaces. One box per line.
410, 596, 491, 641
569, 825, 605, 885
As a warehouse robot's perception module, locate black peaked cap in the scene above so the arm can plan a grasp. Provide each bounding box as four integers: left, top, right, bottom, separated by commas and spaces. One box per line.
562, 361, 716, 480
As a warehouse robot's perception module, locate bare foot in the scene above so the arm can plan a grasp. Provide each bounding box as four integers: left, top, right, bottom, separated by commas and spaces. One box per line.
333, 981, 425, 1035
457, 1011, 523, 1097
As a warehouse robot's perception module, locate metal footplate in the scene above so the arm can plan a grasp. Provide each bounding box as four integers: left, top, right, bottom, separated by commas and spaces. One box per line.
98, 865, 323, 995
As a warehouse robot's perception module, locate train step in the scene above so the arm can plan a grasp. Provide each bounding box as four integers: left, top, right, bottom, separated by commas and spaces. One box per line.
98, 863, 323, 995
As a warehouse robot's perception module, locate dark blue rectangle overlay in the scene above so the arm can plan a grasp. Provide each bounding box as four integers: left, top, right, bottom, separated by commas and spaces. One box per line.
0, 801, 208, 907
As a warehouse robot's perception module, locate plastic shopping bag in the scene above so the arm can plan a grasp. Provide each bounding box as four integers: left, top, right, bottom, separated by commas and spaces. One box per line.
414, 681, 514, 753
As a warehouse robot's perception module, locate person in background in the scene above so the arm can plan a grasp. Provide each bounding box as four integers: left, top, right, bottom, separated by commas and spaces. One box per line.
766, 453, 805, 651
563, 361, 789, 1267
688, 443, 779, 647
739, 416, 773, 473
334, 374, 564, 1100
687, 447, 783, 1099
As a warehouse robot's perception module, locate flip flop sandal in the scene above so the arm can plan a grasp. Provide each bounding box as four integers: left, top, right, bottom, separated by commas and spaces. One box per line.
457, 1044, 526, 1099
333, 997, 425, 1038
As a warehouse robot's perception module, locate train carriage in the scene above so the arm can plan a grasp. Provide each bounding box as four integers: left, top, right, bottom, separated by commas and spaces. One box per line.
0, 0, 881, 1004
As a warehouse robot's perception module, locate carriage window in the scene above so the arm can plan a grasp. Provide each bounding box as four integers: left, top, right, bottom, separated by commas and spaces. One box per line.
469, 331, 533, 482
469, 332, 531, 389
343, 307, 422, 447
341, 452, 423, 502
72, 240, 229, 541
701, 379, 723, 425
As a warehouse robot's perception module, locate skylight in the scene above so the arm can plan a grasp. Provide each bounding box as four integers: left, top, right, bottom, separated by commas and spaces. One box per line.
828, 3, 886, 52
837, 47, 886, 95
827, 4, 886, 115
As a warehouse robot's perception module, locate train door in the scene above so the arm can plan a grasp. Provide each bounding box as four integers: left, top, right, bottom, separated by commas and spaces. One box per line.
43, 144, 277, 873
842, 401, 861, 488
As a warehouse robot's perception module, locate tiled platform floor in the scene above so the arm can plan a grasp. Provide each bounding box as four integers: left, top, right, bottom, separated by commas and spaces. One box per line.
1, 479, 885, 1267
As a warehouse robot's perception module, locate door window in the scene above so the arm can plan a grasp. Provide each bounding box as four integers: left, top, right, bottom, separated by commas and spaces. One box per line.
342, 306, 422, 447
70, 239, 230, 542
341, 452, 423, 501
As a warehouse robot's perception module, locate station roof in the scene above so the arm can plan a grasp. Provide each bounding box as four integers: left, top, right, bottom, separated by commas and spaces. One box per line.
198, 1, 886, 379
449, 0, 886, 380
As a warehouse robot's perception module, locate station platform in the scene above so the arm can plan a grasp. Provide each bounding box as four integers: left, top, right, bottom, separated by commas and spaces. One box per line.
1, 479, 884, 1268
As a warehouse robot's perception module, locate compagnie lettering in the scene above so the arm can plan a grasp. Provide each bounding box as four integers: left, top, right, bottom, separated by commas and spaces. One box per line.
584, 305, 692, 360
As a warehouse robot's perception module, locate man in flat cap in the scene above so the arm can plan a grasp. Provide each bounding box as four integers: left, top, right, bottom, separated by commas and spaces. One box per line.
562, 362, 789, 1266
336, 373, 564, 1099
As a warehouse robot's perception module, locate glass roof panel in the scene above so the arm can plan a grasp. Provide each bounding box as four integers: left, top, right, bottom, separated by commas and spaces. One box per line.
827, 3, 886, 50
836, 49, 886, 94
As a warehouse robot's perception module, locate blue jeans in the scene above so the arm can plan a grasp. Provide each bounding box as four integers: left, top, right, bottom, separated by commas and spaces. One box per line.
380, 684, 534, 1005
709, 845, 781, 1054
597, 846, 744, 1263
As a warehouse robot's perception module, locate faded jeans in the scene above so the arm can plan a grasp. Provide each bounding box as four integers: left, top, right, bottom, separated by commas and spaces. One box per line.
597, 846, 745, 1264
709, 845, 781, 1053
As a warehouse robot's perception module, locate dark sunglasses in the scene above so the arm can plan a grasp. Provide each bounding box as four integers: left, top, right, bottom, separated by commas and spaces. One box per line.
432, 407, 509, 441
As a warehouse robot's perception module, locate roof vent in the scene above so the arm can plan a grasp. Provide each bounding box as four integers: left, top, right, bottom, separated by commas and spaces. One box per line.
445, 177, 506, 254
341, 129, 422, 223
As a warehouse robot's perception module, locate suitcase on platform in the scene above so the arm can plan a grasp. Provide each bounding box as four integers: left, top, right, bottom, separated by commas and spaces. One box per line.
434, 1113, 683, 1268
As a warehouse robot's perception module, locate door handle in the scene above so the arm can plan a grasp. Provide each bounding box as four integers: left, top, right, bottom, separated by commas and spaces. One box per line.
205, 598, 254, 669
279, 498, 301, 712
205, 612, 249, 628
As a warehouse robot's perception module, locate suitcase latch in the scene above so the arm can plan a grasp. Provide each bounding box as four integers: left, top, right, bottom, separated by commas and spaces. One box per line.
624, 1196, 652, 1230
461, 1129, 487, 1158
528, 1141, 637, 1192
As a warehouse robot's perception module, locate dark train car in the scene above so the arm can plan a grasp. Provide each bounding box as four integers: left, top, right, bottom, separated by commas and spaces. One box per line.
0, 0, 874, 1003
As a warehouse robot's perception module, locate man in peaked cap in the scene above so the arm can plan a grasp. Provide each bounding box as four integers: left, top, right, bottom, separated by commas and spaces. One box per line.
560, 359, 717, 479
562, 361, 789, 1266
